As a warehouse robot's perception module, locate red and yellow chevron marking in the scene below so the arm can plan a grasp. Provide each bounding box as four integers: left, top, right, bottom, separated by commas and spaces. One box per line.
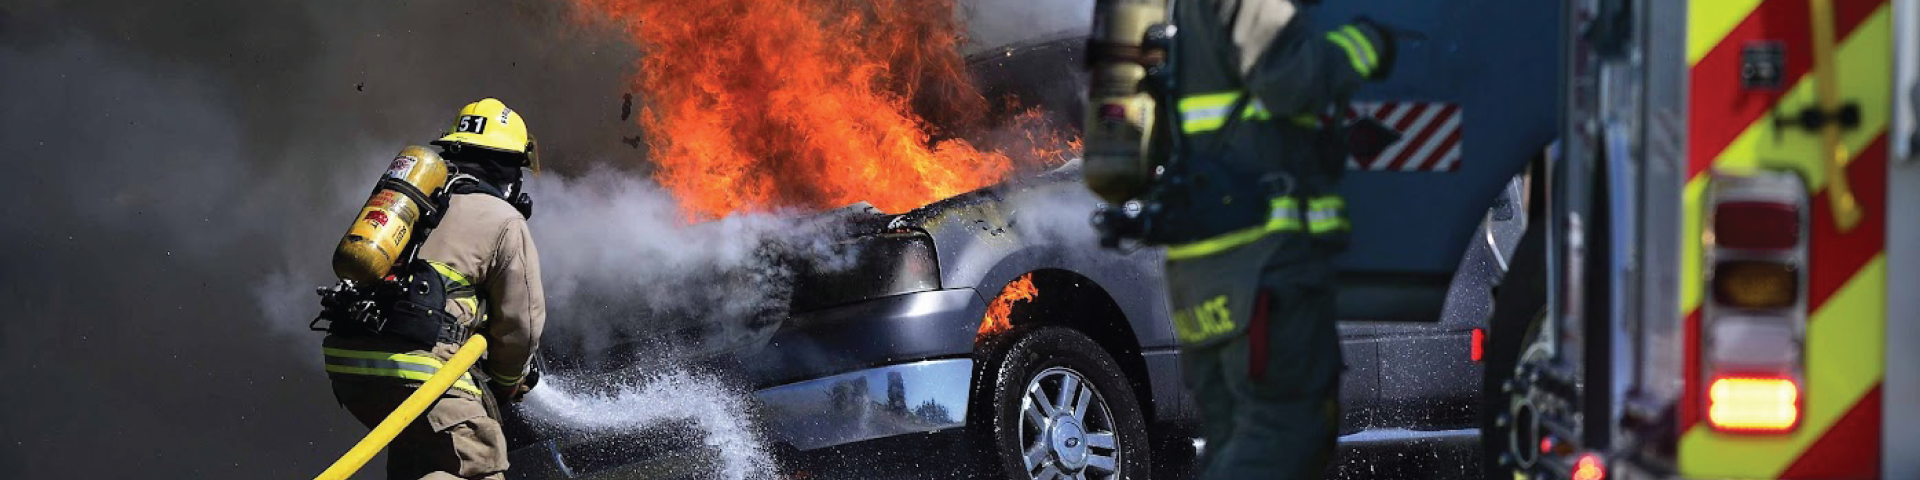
1679, 0, 1889, 477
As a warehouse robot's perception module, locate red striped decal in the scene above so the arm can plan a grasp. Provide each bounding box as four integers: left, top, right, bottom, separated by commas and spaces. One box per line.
1679, 1, 1890, 476
1340, 102, 1463, 172
1372, 103, 1402, 124
1780, 384, 1883, 478
1806, 136, 1889, 314
1687, 0, 1881, 176
1429, 124, 1465, 171
1391, 104, 1461, 171
1388, 103, 1430, 133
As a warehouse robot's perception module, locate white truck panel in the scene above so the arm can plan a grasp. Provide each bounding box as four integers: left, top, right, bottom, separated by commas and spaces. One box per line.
1886, 3, 1918, 475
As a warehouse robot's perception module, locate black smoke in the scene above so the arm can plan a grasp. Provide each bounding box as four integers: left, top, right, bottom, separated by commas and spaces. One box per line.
0, 0, 639, 477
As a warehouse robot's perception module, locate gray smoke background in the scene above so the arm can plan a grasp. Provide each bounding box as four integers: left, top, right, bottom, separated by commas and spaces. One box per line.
958, 0, 1091, 55
0, 0, 1088, 478
0, 0, 745, 477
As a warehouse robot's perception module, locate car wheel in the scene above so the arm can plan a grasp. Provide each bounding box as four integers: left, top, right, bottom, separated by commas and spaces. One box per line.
974, 325, 1151, 480
1483, 155, 1549, 478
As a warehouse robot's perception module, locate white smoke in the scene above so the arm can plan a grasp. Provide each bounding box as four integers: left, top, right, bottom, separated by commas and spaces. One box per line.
1004, 160, 1106, 246
253, 158, 863, 360
525, 167, 862, 368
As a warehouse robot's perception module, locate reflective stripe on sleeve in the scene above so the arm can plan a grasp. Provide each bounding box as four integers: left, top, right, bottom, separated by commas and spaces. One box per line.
487, 365, 525, 386
1269, 196, 1304, 231
1166, 196, 1304, 260
1307, 195, 1349, 234
1337, 26, 1378, 70
1177, 92, 1323, 133
454, 297, 481, 319
323, 348, 482, 396
1326, 27, 1376, 77
429, 261, 473, 288
1178, 92, 1274, 133
430, 260, 484, 324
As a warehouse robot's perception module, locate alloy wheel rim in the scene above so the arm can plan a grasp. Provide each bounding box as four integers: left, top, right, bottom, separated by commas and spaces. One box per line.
1017, 366, 1121, 480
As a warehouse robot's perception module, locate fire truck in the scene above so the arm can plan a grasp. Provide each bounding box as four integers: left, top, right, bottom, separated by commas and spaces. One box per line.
1453, 0, 1920, 478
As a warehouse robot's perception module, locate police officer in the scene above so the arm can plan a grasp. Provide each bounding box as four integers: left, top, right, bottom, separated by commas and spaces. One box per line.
323, 98, 547, 480
1148, 1, 1394, 478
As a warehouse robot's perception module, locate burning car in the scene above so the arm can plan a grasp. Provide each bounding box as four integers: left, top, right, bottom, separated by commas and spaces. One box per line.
504, 22, 1514, 478
504, 159, 1515, 480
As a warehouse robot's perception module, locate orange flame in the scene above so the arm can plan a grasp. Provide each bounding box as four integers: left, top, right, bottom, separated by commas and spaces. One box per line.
977, 273, 1038, 341
572, 0, 1073, 219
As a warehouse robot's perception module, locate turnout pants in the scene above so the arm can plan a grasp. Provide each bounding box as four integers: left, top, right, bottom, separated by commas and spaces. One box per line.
1167, 237, 1343, 480
331, 376, 509, 480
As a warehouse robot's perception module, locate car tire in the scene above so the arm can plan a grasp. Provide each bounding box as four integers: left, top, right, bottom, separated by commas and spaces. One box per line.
1482, 155, 1550, 478
972, 325, 1152, 480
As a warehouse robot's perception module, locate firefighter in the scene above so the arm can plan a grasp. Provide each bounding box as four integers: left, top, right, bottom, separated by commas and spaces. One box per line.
1150, 1, 1393, 478
322, 98, 547, 480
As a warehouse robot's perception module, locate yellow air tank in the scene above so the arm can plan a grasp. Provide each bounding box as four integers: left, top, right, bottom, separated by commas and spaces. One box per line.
1082, 0, 1167, 204
332, 145, 451, 283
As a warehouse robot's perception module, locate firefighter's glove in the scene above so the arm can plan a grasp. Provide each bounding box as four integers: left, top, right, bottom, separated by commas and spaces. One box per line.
490, 355, 543, 403
1333, 18, 1396, 81
490, 379, 532, 404
522, 358, 543, 393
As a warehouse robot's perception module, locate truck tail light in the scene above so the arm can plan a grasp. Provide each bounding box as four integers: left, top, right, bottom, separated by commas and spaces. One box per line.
1712, 261, 1798, 309
1708, 376, 1800, 432
1713, 202, 1801, 250
1572, 453, 1605, 480
1700, 170, 1808, 434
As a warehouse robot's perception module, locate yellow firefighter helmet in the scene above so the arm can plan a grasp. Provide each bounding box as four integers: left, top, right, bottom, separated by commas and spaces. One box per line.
433, 98, 540, 175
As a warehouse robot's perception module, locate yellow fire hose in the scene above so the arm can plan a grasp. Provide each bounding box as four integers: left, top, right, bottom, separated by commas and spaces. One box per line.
314, 335, 489, 480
